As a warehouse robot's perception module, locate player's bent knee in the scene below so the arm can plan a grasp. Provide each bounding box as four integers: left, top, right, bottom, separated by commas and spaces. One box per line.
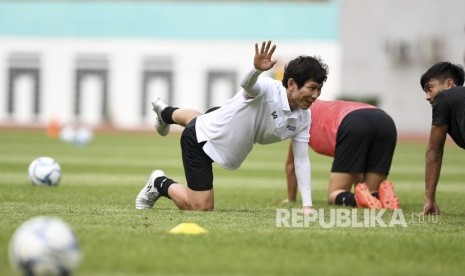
327, 196, 336, 205
188, 188, 214, 211
190, 200, 214, 211
191, 202, 214, 211
328, 190, 344, 205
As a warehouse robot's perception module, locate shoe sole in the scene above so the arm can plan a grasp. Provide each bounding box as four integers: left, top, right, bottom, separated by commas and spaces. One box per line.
355, 183, 382, 209
379, 181, 400, 210
152, 100, 170, 136
154, 120, 170, 136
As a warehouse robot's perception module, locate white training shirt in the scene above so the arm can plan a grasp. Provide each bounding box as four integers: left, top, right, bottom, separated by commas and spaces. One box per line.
195, 68, 312, 207
195, 70, 310, 170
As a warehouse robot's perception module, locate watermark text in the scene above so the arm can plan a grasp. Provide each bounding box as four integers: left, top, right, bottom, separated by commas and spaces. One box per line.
276, 208, 413, 228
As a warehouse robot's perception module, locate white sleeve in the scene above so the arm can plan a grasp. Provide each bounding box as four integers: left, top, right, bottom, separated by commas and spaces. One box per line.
240, 68, 263, 98
292, 140, 312, 207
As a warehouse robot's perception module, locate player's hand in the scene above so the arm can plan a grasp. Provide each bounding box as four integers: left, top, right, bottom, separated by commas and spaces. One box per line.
302, 206, 313, 215
423, 200, 440, 215
254, 40, 277, 71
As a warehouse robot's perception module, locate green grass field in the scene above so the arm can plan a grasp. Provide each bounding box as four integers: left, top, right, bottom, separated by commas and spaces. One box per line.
1, 129, 465, 276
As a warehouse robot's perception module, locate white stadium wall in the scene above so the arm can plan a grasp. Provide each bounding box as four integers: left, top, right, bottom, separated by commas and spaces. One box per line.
2, 0, 464, 135
0, 38, 340, 129
0, 1, 341, 130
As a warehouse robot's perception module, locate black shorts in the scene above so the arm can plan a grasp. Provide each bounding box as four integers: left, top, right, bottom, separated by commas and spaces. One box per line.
332, 109, 397, 174
180, 118, 214, 191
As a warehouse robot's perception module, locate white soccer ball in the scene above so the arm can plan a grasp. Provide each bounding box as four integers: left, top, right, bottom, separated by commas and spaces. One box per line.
74, 127, 93, 147
28, 157, 62, 186
59, 125, 76, 144
9, 216, 81, 276
59, 125, 94, 147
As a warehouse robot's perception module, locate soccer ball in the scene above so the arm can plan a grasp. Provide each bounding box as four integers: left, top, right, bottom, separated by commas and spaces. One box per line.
59, 125, 75, 144
74, 127, 93, 147
59, 125, 94, 147
9, 216, 81, 276
28, 157, 62, 186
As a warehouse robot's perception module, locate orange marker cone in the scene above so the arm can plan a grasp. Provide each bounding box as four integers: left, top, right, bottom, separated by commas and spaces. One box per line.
46, 118, 60, 139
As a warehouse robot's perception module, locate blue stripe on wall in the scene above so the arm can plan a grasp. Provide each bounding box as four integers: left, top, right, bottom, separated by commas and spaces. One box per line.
0, 1, 339, 40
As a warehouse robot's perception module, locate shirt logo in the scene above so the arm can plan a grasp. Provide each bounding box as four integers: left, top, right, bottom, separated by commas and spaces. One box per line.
287, 125, 296, 131
271, 111, 278, 119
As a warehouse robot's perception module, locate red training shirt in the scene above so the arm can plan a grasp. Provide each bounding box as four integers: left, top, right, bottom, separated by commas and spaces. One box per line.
309, 99, 377, 156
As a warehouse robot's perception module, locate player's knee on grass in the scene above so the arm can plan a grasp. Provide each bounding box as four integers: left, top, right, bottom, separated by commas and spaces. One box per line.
188, 189, 214, 211
328, 189, 346, 205
190, 202, 214, 211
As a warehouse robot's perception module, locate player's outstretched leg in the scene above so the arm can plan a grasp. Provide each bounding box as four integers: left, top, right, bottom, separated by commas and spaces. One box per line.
379, 180, 400, 210
354, 183, 382, 209
135, 170, 165, 209
152, 98, 170, 136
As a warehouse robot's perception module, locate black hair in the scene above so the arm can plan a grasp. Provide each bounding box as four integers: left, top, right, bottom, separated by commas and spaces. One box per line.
420, 61, 465, 90
282, 55, 329, 88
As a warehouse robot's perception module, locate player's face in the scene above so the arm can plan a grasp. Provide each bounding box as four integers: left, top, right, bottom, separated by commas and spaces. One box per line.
423, 78, 454, 104
288, 79, 322, 110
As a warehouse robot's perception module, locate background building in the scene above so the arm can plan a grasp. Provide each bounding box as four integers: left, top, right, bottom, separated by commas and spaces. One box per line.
340, 0, 465, 134
0, 0, 464, 135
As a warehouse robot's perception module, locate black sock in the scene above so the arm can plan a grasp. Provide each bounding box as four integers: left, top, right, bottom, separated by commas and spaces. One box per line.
154, 176, 175, 199
205, 106, 220, 114
160, 107, 179, 124
371, 192, 379, 199
335, 191, 356, 207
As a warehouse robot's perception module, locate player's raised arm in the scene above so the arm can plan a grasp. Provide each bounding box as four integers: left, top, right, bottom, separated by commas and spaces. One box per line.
241, 40, 277, 98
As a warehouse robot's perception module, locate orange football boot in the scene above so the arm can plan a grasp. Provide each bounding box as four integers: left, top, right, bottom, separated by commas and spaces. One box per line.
379, 180, 400, 210
354, 183, 382, 209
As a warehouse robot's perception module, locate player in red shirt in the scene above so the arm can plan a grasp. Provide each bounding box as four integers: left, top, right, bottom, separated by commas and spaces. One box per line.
284, 99, 400, 209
